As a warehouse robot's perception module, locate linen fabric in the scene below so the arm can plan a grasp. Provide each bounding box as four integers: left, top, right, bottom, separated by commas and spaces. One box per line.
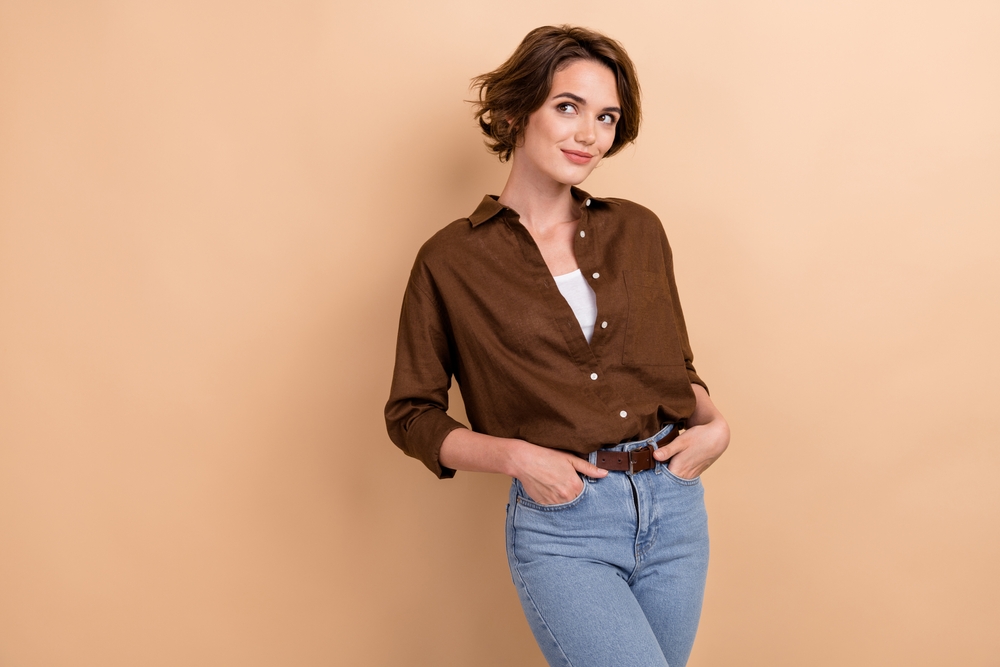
385, 187, 707, 478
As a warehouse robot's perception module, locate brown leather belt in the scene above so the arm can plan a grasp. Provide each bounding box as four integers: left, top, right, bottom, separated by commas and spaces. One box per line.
595, 426, 682, 474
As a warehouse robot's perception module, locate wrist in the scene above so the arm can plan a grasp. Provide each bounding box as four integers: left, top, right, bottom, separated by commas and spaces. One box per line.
503, 438, 534, 478
699, 417, 731, 455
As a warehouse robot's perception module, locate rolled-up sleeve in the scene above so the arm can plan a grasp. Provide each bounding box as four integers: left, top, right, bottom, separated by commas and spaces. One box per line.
384, 259, 466, 478
659, 224, 709, 394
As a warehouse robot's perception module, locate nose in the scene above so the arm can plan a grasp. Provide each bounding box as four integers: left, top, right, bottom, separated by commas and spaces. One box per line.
575, 116, 596, 146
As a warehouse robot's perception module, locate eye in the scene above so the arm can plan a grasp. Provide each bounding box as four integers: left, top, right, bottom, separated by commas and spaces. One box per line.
598, 113, 618, 125
556, 102, 577, 114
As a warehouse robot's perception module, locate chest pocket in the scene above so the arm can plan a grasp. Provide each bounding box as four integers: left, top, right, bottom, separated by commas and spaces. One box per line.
622, 270, 685, 367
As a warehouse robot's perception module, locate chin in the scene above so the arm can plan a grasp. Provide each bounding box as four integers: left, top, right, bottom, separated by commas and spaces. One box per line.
560, 170, 595, 187
548, 165, 595, 187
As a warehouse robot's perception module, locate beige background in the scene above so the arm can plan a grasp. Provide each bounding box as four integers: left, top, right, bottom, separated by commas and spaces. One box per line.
1, 1, 998, 665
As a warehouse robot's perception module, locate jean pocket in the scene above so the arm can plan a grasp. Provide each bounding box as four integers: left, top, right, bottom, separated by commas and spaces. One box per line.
660, 465, 702, 486
515, 475, 588, 511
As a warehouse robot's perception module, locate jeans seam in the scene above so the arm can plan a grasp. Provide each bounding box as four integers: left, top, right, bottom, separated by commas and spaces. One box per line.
508, 502, 575, 667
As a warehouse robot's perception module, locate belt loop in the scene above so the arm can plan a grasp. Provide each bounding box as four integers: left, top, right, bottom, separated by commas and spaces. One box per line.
651, 423, 672, 449
585, 450, 599, 482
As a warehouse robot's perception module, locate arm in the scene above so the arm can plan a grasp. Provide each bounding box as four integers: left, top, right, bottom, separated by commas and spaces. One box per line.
653, 383, 730, 479
440, 428, 608, 505
384, 260, 467, 478
651, 216, 725, 476
387, 252, 606, 494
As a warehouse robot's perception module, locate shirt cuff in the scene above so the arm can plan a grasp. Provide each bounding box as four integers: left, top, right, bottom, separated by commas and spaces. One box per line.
406, 409, 467, 479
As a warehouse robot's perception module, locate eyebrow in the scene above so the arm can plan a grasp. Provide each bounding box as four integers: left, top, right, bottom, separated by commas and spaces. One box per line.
552, 92, 622, 115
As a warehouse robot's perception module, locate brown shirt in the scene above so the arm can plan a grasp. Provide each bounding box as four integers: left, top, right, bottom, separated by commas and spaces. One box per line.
385, 187, 707, 478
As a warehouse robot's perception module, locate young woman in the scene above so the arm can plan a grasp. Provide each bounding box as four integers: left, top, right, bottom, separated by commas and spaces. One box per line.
385, 25, 729, 667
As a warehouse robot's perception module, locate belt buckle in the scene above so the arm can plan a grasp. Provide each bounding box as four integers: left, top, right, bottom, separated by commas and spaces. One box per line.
628, 446, 650, 474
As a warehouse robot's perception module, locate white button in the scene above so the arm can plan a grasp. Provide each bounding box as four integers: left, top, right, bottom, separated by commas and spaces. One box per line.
601, 321, 608, 329
585, 198, 592, 206
592, 272, 600, 279
579, 230, 586, 238
619, 410, 628, 418
590, 372, 598, 380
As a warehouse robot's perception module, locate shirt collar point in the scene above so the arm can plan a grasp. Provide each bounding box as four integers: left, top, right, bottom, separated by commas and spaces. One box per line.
571, 186, 617, 208
468, 195, 506, 227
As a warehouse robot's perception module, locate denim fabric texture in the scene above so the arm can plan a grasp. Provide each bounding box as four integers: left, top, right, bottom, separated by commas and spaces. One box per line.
505, 424, 709, 667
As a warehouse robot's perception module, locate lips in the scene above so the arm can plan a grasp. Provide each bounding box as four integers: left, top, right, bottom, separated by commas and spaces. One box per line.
562, 149, 594, 165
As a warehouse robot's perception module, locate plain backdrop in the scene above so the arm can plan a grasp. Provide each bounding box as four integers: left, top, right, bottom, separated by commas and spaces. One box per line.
1, 1, 998, 665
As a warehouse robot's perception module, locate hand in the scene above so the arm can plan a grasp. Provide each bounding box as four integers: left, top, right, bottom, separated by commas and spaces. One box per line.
653, 418, 730, 480
509, 440, 608, 505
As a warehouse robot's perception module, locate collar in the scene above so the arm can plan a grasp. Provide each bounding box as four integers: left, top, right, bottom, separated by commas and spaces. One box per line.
467, 186, 618, 228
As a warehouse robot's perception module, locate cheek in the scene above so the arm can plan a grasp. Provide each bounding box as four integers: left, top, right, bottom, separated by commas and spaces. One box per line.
601, 127, 616, 153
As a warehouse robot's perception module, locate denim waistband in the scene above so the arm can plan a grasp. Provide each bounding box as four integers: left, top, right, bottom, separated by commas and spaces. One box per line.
586, 423, 677, 466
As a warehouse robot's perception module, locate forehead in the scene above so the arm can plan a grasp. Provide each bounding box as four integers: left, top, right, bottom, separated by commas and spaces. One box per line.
550, 59, 619, 104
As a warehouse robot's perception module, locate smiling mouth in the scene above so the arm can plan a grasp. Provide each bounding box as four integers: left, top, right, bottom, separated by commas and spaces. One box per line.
562, 150, 594, 164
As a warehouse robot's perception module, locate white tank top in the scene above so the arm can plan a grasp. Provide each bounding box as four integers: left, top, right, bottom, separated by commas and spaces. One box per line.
553, 269, 598, 343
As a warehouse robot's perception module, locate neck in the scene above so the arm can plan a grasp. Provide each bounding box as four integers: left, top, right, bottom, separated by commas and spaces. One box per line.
497, 157, 580, 234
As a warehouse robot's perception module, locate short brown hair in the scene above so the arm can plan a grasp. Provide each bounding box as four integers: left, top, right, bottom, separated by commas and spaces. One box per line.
472, 25, 642, 162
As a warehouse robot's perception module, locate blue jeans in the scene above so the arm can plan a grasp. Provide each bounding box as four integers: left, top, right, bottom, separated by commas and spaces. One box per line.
505, 424, 710, 667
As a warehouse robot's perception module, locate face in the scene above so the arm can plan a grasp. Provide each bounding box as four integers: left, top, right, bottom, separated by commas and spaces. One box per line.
513, 59, 621, 187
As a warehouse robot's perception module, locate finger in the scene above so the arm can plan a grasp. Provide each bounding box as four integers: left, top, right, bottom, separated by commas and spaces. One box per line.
571, 456, 608, 478
653, 435, 688, 461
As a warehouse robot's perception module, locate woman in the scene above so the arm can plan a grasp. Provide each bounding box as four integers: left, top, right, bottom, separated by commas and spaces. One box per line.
385, 25, 729, 667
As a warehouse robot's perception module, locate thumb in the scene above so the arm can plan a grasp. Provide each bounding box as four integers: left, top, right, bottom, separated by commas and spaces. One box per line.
654, 438, 682, 461
571, 455, 608, 478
